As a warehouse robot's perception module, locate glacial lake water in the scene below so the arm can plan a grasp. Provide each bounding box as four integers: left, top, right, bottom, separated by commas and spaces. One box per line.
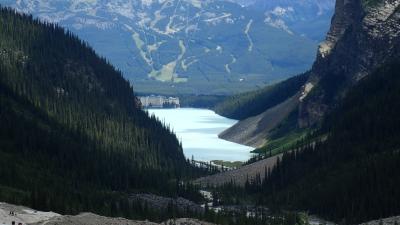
147, 108, 254, 162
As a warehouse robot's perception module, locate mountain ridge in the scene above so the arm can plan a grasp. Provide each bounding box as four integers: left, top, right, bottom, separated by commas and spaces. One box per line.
3, 0, 330, 95
299, 0, 400, 127
245, 0, 335, 41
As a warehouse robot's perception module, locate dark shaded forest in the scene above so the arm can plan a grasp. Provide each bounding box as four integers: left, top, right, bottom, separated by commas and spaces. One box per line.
0, 7, 210, 220
217, 60, 400, 224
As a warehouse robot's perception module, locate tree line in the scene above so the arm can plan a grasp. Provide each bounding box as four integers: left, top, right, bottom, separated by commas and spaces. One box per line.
0, 6, 210, 221
213, 60, 400, 224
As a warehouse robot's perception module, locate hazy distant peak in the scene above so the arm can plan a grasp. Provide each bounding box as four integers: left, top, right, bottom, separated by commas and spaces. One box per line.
4, 0, 331, 94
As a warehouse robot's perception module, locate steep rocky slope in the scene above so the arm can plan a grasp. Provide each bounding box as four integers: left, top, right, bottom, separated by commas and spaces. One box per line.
218, 0, 400, 147
299, 0, 400, 127
219, 93, 299, 147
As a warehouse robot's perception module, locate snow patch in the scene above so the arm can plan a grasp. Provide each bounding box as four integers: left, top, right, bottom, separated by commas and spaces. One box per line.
225, 54, 237, 74
204, 13, 232, 25
318, 42, 332, 58
186, 0, 202, 8
300, 82, 314, 102
270, 6, 294, 16
73, 18, 114, 30
244, 19, 254, 52
216, 45, 223, 53
264, 17, 293, 35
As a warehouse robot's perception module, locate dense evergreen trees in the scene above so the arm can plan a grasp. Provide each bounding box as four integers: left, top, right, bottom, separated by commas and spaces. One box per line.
214, 73, 308, 120
0, 7, 207, 220
235, 60, 400, 224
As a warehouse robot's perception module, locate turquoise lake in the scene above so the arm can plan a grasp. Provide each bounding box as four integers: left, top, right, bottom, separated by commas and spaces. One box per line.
148, 108, 254, 162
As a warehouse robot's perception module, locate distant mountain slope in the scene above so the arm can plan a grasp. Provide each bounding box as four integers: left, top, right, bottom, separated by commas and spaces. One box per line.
0, 7, 202, 220
3, 0, 321, 95
229, 0, 335, 41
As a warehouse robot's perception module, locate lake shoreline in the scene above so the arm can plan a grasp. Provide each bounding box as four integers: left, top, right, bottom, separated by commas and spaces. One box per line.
147, 108, 254, 162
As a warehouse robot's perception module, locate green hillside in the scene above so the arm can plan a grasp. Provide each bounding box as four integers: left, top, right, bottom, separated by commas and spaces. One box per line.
0, 7, 204, 219
242, 60, 400, 223
214, 73, 308, 120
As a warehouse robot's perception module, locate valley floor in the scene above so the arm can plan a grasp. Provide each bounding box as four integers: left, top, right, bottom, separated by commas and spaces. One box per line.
0, 202, 215, 225
2, 201, 399, 225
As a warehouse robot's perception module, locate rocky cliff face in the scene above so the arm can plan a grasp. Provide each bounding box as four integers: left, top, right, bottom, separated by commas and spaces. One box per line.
218, 0, 399, 148
299, 0, 400, 127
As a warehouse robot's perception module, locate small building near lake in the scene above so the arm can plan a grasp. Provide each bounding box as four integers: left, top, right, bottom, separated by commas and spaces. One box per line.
139, 95, 180, 108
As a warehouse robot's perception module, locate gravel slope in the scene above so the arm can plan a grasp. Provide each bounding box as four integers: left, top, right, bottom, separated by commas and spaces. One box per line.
195, 153, 283, 187
219, 93, 300, 148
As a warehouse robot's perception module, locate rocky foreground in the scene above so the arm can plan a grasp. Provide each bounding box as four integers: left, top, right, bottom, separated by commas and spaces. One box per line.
32, 214, 215, 225
0, 202, 214, 225
2, 201, 400, 225
360, 216, 400, 225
